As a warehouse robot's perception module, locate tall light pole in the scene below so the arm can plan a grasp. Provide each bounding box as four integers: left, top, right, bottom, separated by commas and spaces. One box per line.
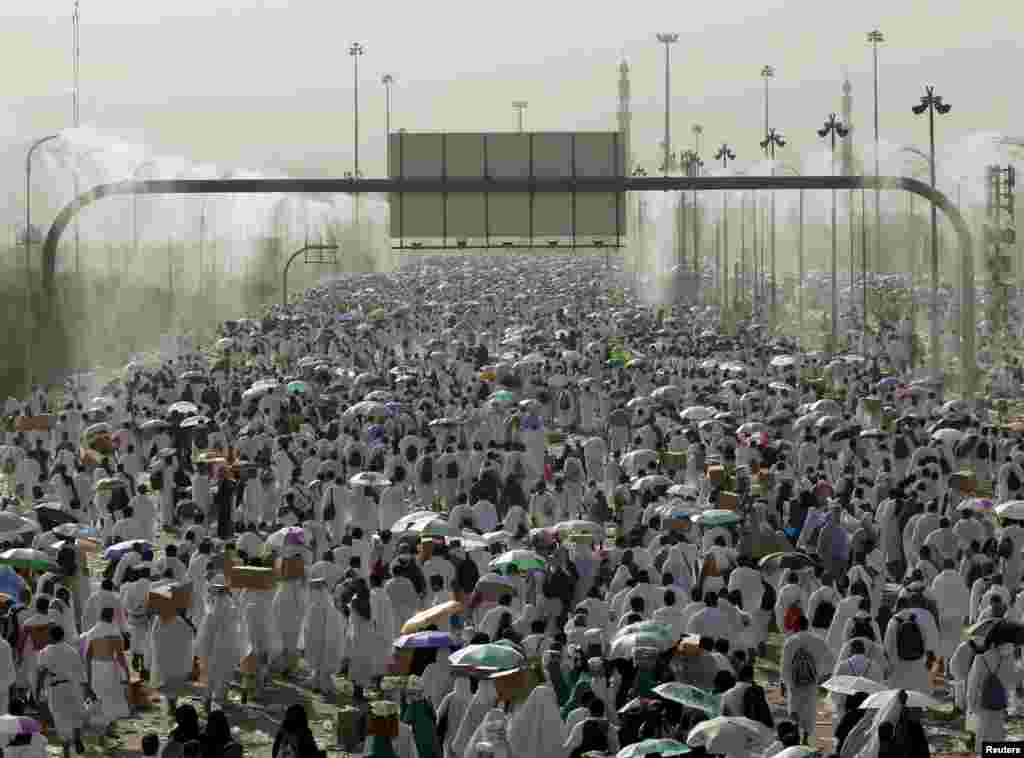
715, 144, 736, 308
868, 29, 884, 289
131, 159, 158, 267
512, 101, 528, 134
691, 125, 703, 274
761, 127, 785, 318
760, 66, 774, 144
382, 74, 394, 172
781, 164, 804, 333
681, 149, 703, 275
73, 0, 81, 278
819, 113, 850, 355
656, 34, 679, 178
348, 42, 365, 230
912, 85, 952, 379
23, 133, 61, 394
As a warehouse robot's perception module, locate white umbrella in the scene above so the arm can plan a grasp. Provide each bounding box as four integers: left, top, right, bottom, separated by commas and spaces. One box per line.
686, 717, 774, 755
770, 355, 797, 368
996, 501, 1024, 520
349, 471, 392, 488
860, 689, 940, 710
680, 406, 716, 422
821, 675, 885, 696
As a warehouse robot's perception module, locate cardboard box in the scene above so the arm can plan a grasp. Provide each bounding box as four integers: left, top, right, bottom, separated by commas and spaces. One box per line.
719, 491, 739, 511
26, 624, 52, 649
367, 715, 400, 738
15, 415, 53, 433
146, 582, 193, 621
707, 465, 725, 486
663, 518, 689, 532
493, 667, 529, 704
87, 636, 125, 659
275, 557, 306, 580
229, 566, 277, 591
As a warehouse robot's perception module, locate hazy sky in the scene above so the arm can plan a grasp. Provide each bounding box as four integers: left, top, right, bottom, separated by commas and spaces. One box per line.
1, 0, 1020, 211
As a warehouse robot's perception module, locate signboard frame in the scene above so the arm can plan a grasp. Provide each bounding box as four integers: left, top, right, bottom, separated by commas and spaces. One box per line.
388, 131, 625, 250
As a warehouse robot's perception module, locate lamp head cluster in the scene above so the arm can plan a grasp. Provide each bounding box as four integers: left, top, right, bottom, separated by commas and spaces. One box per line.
818, 113, 849, 139
656, 33, 680, 44
867, 29, 885, 44
714, 144, 736, 163
382, 74, 394, 86
913, 86, 952, 116
760, 128, 786, 151
348, 42, 365, 57
761, 65, 775, 79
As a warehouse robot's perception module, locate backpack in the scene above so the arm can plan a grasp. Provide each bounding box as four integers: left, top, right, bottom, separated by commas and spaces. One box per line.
701, 554, 720, 580
420, 457, 433, 485
760, 581, 776, 612
276, 732, 302, 758
849, 616, 875, 641
323, 488, 336, 523
791, 645, 818, 687
783, 604, 802, 634
1009, 469, 1022, 492
895, 614, 925, 661
446, 459, 459, 480
742, 682, 774, 728
812, 600, 836, 630
149, 468, 164, 492
998, 535, 1015, 560
560, 392, 572, 412
579, 718, 610, 753
894, 435, 910, 460
980, 656, 1008, 710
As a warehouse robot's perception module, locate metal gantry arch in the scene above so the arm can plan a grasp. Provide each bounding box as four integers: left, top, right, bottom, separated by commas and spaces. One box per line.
40, 174, 976, 398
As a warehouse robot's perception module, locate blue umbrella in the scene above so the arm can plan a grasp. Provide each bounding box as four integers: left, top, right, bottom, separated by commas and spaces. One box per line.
394, 631, 463, 650
103, 540, 152, 562
0, 566, 26, 605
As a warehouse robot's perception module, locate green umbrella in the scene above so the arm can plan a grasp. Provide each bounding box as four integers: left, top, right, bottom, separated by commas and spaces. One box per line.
0, 548, 57, 572
286, 380, 309, 395
617, 738, 692, 758
448, 643, 525, 672
652, 683, 721, 716
694, 509, 741, 528
489, 390, 515, 404
489, 549, 546, 574
615, 621, 674, 642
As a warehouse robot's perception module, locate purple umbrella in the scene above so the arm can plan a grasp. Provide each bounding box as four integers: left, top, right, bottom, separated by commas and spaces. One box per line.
394, 631, 463, 650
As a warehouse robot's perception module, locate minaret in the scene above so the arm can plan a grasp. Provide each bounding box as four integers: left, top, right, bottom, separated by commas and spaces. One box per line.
618, 54, 632, 174
841, 71, 855, 176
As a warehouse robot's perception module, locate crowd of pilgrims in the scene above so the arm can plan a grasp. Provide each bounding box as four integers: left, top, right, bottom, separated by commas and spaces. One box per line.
0, 258, 1021, 758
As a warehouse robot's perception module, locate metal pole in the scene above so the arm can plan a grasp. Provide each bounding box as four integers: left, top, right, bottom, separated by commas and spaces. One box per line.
740, 191, 746, 302
724, 191, 729, 308
657, 34, 678, 177
862, 188, 868, 330
770, 180, 776, 316
929, 103, 940, 378
832, 133, 838, 354
799, 188, 805, 333
872, 32, 882, 291
752, 192, 759, 307
24, 133, 60, 394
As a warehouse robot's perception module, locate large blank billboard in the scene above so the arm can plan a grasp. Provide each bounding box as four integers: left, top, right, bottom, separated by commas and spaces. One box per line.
388, 131, 625, 242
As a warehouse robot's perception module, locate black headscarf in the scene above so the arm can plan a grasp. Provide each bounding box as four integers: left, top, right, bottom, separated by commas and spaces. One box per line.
170, 704, 201, 743
201, 710, 233, 758
272, 704, 321, 758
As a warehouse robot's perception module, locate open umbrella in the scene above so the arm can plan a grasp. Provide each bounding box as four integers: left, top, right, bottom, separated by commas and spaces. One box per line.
553, 521, 606, 541
286, 380, 309, 396
617, 698, 663, 717
449, 643, 525, 672
821, 675, 886, 696
401, 601, 465, 634
394, 631, 462, 650
0, 514, 38, 536
474, 573, 519, 601
103, 540, 153, 562
33, 505, 79, 533
860, 689, 940, 710
139, 419, 169, 432
266, 526, 308, 551
617, 739, 692, 758
489, 549, 546, 574
996, 501, 1024, 520
693, 510, 741, 528
652, 683, 721, 716
686, 717, 774, 755
0, 715, 41, 737
957, 497, 994, 514
180, 415, 211, 429
51, 523, 99, 540
610, 631, 674, 659
167, 401, 198, 416
0, 549, 56, 572
94, 477, 127, 493
680, 406, 716, 422
758, 552, 819, 573
348, 471, 392, 488
631, 474, 672, 492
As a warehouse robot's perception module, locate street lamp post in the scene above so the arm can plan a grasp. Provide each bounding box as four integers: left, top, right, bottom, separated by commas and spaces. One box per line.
868, 30, 884, 292
382, 74, 394, 172
681, 150, 703, 275
656, 34, 679, 178
23, 133, 61, 394
512, 101, 528, 134
912, 85, 952, 379
632, 167, 648, 285
715, 144, 736, 308
780, 164, 804, 332
349, 42, 364, 226
819, 113, 850, 355
691, 125, 703, 275
131, 159, 158, 267
761, 127, 785, 318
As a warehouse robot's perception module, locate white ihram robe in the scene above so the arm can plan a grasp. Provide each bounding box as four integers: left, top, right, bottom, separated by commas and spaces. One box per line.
83, 621, 132, 723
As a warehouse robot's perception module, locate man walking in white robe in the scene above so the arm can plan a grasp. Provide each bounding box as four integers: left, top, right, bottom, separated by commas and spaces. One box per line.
300, 578, 344, 695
